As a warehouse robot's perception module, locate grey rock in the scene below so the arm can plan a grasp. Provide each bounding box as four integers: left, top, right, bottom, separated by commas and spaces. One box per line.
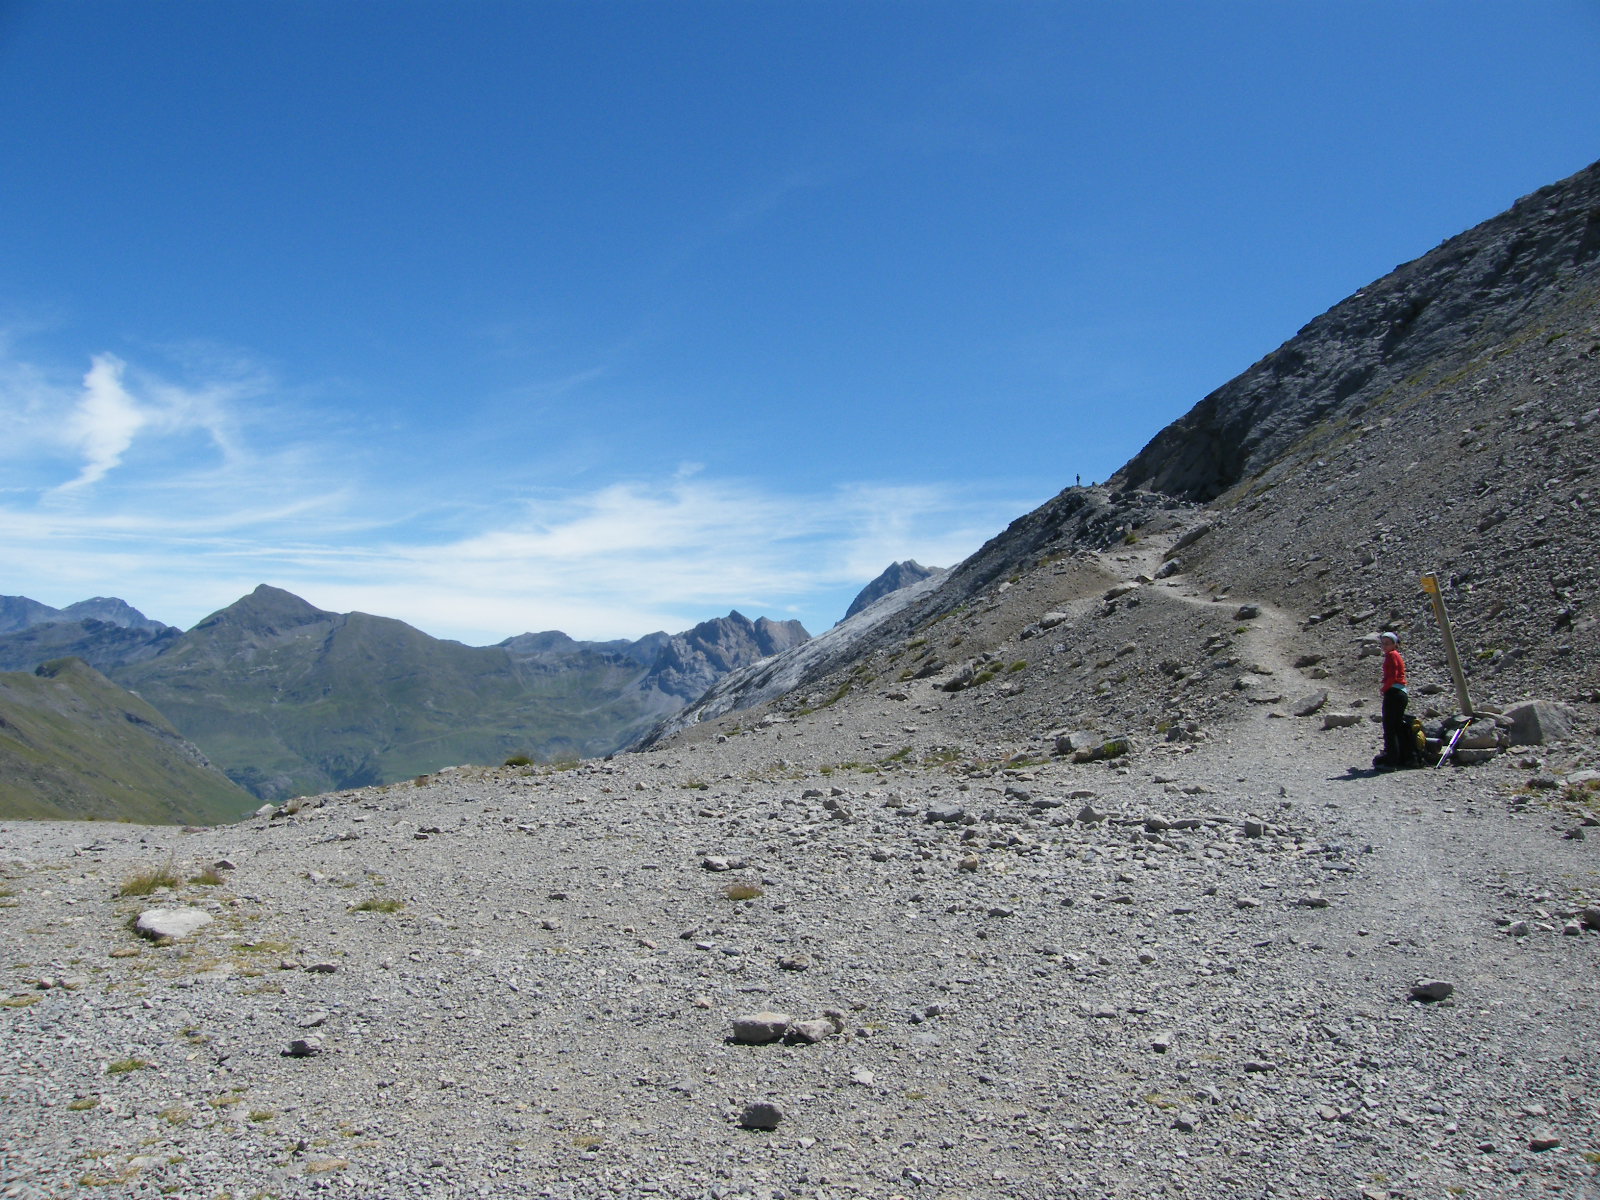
285, 1036, 324, 1057
730, 1012, 791, 1044
134, 908, 213, 942
738, 1101, 784, 1130
1290, 691, 1329, 717
1322, 712, 1362, 729
1505, 700, 1574, 746
1409, 979, 1455, 1002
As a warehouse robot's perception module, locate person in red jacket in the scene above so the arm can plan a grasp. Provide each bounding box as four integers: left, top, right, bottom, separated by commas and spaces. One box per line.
1376, 631, 1410, 769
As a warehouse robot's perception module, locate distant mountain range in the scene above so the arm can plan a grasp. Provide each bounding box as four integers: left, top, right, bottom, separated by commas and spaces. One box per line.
0, 581, 872, 814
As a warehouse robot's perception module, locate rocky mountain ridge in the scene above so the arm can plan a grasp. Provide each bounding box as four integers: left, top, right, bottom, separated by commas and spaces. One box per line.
661, 159, 1600, 738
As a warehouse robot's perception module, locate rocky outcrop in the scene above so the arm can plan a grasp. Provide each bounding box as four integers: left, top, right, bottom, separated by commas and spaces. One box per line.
1113, 160, 1600, 502
639, 611, 810, 703
842, 561, 942, 621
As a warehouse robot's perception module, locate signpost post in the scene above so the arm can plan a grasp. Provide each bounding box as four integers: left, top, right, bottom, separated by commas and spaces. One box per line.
1421, 573, 1473, 716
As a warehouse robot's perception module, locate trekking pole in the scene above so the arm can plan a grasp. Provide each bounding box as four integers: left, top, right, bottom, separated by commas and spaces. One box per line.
1420, 573, 1473, 717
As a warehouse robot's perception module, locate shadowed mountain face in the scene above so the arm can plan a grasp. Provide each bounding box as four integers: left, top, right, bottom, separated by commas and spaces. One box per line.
0, 658, 255, 823
1112, 161, 1600, 503
842, 561, 942, 622
0, 596, 179, 673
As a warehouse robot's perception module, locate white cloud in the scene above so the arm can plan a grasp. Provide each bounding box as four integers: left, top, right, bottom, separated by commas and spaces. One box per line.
57, 355, 149, 490
0, 342, 1039, 644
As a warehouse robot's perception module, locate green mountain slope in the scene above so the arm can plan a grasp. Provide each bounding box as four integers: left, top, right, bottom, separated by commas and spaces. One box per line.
0, 659, 257, 824
109, 586, 710, 799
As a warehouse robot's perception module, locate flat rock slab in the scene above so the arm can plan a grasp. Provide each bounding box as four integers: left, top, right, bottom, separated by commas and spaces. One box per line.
134, 907, 213, 941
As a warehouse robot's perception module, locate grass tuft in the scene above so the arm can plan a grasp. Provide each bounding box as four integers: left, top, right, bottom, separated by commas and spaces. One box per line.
106, 1058, 150, 1075
721, 881, 764, 901
118, 862, 181, 897
351, 897, 404, 913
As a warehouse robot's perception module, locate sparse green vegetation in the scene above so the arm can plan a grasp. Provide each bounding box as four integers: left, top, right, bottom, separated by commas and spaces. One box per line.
1, 994, 41, 1008
1007, 660, 1026, 673
503, 754, 534, 767
106, 1058, 150, 1075
117, 862, 182, 897
721, 881, 764, 901
66, 1096, 99, 1111
234, 940, 291, 954
189, 866, 225, 886
351, 897, 404, 913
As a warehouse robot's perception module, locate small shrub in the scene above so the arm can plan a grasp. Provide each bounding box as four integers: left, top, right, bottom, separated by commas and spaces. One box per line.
721, 882, 764, 901
189, 866, 225, 887
1007, 660, 1026, 673
503, 754, 534, 768
351, 897, 403, 913
118, 863, 181, 897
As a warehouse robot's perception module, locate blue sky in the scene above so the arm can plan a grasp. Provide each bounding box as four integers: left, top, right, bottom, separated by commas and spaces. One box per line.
2, 1, 1597, 643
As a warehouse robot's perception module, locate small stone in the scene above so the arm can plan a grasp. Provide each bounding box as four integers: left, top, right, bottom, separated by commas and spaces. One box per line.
1171, 1111, 1199, 1132
297, 1011, 329, 1029
134, 908, 213, 942
850, 1067, 875, 1086
738, 1101, 784, 1130
1242, 820, 1266, 838
1297, 893, 1331, 908
1409, 979, 1454, 1003
1290, 691, 1329, 718
1528, 1134, 1561, 1152
285, 1036, 324, 1058
730, 1012, 791, 1044
956, 854, 980, 872
1241, 1059, 1276, 1073
702, 856, 731, 872
778, 954, 813, 971
305, 962, 338, 974
1150, 1030, 1174, 1053
1235, 897, 1261, 910
1322, 712, 1362, 729
787, 1018, 835, 1044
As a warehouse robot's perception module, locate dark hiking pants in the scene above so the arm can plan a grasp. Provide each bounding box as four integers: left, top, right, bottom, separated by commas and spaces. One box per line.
1382, 685, 1410, 764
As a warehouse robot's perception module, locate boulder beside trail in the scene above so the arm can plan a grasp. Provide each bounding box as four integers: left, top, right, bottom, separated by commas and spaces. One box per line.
1505, 700, 1574, 746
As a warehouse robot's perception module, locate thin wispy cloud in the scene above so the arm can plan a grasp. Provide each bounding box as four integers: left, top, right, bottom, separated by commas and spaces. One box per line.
0, 343, 1031, 644
57, 355, 148, 490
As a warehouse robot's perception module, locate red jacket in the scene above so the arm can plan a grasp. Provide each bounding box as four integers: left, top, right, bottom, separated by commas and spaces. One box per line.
1381, 648, 1407, 692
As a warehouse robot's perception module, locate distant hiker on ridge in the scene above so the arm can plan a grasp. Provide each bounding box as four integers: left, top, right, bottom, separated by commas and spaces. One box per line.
1374, 631, 1409, 770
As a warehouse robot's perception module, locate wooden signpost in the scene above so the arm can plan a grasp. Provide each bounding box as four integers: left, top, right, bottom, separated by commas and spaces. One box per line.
1420, 573, 1473, 717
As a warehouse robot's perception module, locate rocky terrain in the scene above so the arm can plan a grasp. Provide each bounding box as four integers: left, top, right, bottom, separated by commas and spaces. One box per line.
2, 536, 1596, 1198
2, 162, 1598, 1198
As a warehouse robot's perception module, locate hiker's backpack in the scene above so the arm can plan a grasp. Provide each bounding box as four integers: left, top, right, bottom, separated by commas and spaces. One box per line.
1404, 715, 1428, 765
